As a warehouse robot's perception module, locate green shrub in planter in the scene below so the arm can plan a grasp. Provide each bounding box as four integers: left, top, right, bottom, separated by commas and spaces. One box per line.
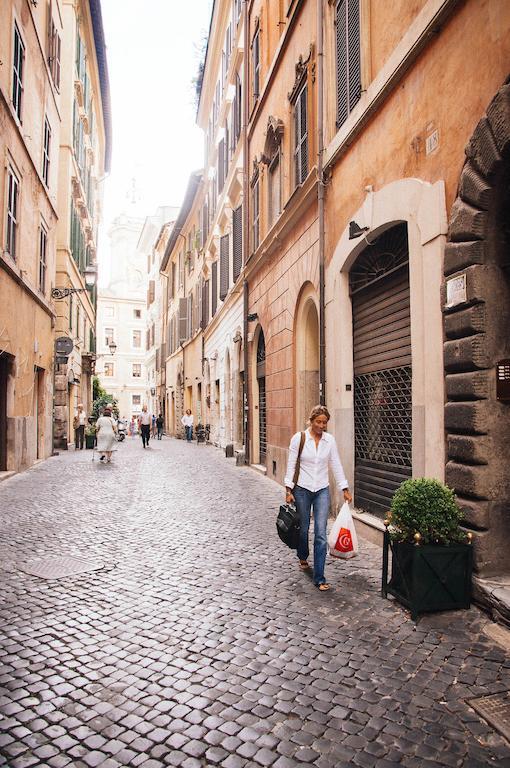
388, 478, 467, 545
382, 478, 472, 620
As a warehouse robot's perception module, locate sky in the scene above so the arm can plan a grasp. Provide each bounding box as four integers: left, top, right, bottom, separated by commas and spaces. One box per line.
99, 0, 213, 238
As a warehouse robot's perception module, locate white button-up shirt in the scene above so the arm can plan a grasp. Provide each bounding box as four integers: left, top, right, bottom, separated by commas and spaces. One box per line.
284, 429, 349, 493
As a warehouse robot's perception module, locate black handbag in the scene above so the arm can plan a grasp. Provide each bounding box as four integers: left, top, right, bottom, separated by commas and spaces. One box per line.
276, 432, 306, 550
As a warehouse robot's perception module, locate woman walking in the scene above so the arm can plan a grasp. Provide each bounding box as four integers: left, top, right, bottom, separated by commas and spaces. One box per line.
95, 406, 117, 463
284, 405, 352, 591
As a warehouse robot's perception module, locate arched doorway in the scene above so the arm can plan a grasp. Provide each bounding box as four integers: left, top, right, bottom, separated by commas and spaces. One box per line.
295, 285, 320, 429
224, 348, 232, 443
256, 330, 267, 464
350, 223, 412, 517
444, 80, 510, 596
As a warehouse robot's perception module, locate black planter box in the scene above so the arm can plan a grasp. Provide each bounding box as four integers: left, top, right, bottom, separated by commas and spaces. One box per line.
85, 434, 96, 449
382, 537, 473, 620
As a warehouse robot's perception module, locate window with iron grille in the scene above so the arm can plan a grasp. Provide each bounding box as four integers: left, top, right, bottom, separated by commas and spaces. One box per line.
252, 26, 260, 100
294, 84, 308, 187
38, 223, 48, 294
132, 364, 142, 378
48, 19, 61, 90
42, 118, 51, 187
251, 175, 260, 252
220, 234, 230, 301
104, 362, 114, 377
233, 205, 242, 283
12, 23, 24, 121
104, 328, 114, 346
336, 0, 361, 128
6, 166, 20, 260
211, 261, 218, 317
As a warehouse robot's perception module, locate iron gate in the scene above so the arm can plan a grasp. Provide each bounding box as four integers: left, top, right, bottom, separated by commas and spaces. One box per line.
257, 332, 266, 463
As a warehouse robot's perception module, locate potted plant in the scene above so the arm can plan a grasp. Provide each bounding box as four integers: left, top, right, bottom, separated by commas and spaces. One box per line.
85, 424, 97, 449
381, 478, 473, 620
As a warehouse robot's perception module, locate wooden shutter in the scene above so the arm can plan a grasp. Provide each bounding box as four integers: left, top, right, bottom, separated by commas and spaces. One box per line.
294, 85, 308, 186
212, 261, 218, 317
198, 279, 203, 331
233, 205, 242, 282
179, 298, 188, 344
187, 294, 192, 338
336, 0, 361, 128
220, 234, 229, 301
202, 279, 210, 328
148, 280, 155, 304
171, 263, 176, 298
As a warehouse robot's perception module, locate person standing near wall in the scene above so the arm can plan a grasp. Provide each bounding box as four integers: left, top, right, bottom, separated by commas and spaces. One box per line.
181, 409, 194, 442
73, 404, 87, 450
139, 405, 151, 448
156, 413, 164, 440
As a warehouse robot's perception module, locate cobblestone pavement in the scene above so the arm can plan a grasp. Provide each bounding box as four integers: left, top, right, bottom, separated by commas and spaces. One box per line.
1, 437, 510, 768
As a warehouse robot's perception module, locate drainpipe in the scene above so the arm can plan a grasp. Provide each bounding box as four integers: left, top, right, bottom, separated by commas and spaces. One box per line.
242, 0, 251, 464
317, 0, 326, 405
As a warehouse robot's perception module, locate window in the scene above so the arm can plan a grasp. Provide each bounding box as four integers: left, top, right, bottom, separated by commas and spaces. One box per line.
104, 306, 114, 317
6, 166, 20, 260
42, 118, 51, 187
252, 26, 260, 100
132, 394, 141, 406
104, 362, 114, 377
294, 84, 308, 187
134, 308, 141, 318
132, 330, 141, 348
69, 293, 73, 332
12, 23, 25, 121
268, 151, 281, 227
336, 0, 361, 127
218, 139, 225, 192
132, 363, 142, 378
38, 223, 48, 294
104, 328, 114, 346
251, 175, 260, 252
211, 261, 218, 317
48, 19, 61, 90
220, 234, 230, 301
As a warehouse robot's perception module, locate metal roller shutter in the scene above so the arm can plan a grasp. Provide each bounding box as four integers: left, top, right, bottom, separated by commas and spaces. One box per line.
351, 224, 412, 517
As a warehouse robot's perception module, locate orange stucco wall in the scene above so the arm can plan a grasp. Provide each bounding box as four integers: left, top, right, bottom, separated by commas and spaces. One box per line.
324, 0, 510, 260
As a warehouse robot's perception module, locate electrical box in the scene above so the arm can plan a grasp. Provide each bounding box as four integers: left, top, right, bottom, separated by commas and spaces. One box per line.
496, 359, 510, 402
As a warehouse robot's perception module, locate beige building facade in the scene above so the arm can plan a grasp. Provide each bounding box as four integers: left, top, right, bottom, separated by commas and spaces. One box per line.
53, 0, 110, 448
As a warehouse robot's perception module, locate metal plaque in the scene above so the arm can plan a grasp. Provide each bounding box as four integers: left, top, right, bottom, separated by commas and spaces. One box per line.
18, 556, 104, 580
469, 691, 510, 742
55, 336, 74, 355
446, 274, 467, 308
496, 359, 510, 402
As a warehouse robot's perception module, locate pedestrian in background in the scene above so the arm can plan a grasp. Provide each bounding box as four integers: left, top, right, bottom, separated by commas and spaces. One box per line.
181, 409, 194, 442
284, 404, 352, 591
73, 403, 87, 449
139, 405, 151, 448
151, 414, 157, 439
95, 406, 117, 463
156, 413, 164, 440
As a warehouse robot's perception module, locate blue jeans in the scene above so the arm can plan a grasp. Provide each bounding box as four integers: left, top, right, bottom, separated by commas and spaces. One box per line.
293, 485, 330, 585
185, 425, 193, 442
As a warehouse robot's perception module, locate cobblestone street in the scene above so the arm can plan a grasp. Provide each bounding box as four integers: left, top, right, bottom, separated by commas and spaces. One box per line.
0, 437, 509, 768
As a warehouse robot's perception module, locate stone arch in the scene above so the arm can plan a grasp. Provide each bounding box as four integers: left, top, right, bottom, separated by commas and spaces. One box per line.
444, 80, 510, 603
294, 282, 320, 430
327, 178, 448, 498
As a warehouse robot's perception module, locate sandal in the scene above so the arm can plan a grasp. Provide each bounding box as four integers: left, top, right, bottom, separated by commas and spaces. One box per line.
317, 583, 331, 591
299, 560, 311, 570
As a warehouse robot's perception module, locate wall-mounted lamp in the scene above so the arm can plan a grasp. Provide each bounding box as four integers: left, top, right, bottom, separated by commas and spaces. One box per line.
247, 312, 258, 322
52, 264, 97, 299
349, 221, 369, 240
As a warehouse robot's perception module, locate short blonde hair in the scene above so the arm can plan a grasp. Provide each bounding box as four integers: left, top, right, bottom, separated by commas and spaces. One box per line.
309, 404, 330, 423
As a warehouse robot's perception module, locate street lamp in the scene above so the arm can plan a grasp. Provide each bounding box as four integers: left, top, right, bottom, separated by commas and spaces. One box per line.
51, 264, 97, 299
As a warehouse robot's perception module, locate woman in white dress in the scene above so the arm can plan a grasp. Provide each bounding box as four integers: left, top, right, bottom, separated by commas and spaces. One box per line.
95, 406, 117, 463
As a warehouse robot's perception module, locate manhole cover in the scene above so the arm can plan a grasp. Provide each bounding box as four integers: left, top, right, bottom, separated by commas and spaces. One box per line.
469, 691, 510, 742
18, 556, 104, 580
